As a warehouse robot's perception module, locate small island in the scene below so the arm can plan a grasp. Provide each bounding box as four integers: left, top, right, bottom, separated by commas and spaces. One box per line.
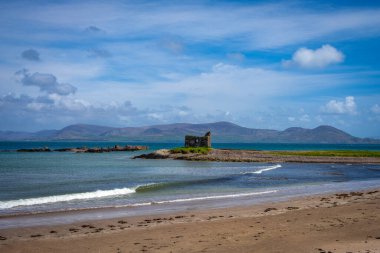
134, 132, 380, 164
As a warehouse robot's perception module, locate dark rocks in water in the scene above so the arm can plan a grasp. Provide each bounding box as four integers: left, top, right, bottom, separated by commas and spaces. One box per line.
17, 147, 51, 152
18, 145, 148, 153
80, 145, 148, 153
55, 148, 79, 152
133, 149, 170, 159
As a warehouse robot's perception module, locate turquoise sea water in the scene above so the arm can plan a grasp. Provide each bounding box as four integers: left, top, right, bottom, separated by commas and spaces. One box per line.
0, 142, 380, 228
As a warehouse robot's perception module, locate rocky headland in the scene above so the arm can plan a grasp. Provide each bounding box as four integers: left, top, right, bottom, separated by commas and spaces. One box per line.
134, 148, 380, 164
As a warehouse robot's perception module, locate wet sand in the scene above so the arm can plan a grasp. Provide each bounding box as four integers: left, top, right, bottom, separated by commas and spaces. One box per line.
1, 189, 379, 253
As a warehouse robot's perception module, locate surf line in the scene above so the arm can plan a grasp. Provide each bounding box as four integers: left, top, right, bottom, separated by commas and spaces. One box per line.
126, 190, 278, 207
0, 187, 135, 209
241, 164, 282, 175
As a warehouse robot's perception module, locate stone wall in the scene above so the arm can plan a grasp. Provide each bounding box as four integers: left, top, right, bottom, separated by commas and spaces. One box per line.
185, 132, 211, 148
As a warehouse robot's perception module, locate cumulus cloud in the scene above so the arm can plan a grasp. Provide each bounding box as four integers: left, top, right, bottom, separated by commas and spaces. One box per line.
322, 96, 357, 115
0, 93, 92, 130
0, 92, 198, 131
371, 104, 380, 114
283, 44, 344, 68
287, 114, 313, 123
21, 49, 40, 61
300, 114, 310, 122
87, 48, 112, 58
227, 53, 245, 62
16, 69, 77, 96
287, 117, 295, 122
160, 37, 184, 54
0, 94, 33, 106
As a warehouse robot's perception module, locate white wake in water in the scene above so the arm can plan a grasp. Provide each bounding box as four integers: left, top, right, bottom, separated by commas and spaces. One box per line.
125, 190, 278, 207
241, 164, 282, 175
0, 187, 135, 209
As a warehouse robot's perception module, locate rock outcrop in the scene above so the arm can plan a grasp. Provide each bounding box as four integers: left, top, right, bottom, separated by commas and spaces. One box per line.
17, 145, 148, 153
17, 147, 51, 152
133, 149, 170, 159
134, 149, 380, 164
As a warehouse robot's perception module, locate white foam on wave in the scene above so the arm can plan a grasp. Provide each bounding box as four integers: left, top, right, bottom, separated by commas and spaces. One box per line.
125, 190, 278, 207
241, 164, 282, 175
0, 187, 135, 209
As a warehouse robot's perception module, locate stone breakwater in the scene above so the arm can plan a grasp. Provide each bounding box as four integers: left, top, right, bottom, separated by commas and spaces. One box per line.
133, 148, 380, 164
17, 145, 148, 153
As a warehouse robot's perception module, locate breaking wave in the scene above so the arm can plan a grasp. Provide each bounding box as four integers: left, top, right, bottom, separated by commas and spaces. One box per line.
135, 177, 233, 193
0, 187, 135, 209
241, 164, 282, 175
0, 164, 282, 209
127, 190, 278, 207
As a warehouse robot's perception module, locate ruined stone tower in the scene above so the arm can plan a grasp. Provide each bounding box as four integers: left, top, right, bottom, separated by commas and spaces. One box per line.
184, 131, 211, 148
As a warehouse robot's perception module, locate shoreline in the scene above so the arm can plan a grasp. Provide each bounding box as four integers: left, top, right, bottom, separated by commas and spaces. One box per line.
1, 188, 379, 252
2, 178, 380, 228
134, 148, 380, 163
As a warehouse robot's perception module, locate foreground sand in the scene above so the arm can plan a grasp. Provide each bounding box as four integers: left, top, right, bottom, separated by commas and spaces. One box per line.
1, 190, 379, 253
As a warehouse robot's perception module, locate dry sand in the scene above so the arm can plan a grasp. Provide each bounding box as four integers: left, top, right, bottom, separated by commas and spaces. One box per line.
1, 189, 380, 253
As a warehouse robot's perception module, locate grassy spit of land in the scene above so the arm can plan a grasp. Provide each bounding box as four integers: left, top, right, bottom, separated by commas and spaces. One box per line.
134, 148, 380, 164
170, 146, 211, 155
268, 150, 380, 157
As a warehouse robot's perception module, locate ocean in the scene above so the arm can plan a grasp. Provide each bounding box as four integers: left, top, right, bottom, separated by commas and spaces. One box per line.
1, 142, 380, 228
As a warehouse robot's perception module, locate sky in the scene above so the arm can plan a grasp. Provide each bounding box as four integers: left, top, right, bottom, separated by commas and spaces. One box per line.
0, 0, 380, 137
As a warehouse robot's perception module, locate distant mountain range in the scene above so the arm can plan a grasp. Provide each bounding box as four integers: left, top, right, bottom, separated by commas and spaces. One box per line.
0, 121, 379, 144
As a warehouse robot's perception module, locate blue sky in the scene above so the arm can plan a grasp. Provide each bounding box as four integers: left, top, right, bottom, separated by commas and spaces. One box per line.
0, 0, 380, 137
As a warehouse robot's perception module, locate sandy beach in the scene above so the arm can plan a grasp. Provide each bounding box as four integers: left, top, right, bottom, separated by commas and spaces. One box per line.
1, 189, 379, 253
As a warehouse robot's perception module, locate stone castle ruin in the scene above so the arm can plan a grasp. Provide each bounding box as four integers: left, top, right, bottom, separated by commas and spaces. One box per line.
185, 131, 211, 148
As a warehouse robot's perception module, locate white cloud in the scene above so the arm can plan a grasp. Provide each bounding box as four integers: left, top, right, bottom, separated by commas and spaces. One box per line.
300, 114, 310, 122
287, 114, 311, 123
2, 58, 373, 131
227, 53, 245, 61
80, 63, 366, 121
0, 92, 200, 130
160, 37, 184, 54
87, 48, 112, 58
315, 115, 323, 123
322, 96, 357, 115
2, 2, 380, 50
371, 104, 380, 114
16, 69, 77, 96
283, 44, 344, 68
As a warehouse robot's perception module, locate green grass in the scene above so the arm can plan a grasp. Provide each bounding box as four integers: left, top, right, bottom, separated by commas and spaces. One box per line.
170, 147, 211, 155
268, 150, 380, 158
